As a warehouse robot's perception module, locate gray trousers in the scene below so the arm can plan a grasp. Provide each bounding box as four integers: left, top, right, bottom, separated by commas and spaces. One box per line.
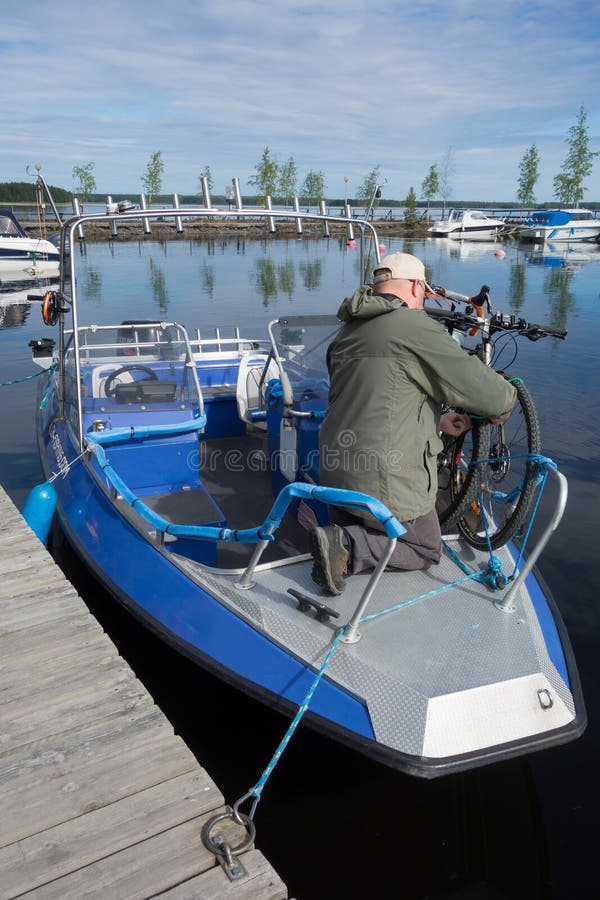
329, 506, 441, 574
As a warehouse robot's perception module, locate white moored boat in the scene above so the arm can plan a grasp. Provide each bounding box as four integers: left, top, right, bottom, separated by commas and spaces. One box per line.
0, 208, 60, 275
428, 209, 505, 240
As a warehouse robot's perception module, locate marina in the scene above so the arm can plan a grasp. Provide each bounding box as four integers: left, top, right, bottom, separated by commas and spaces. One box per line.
0, 225, 596, 900
0, 483, 288, 899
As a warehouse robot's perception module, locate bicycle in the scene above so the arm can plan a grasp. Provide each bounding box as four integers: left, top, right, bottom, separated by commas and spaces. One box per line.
425, 285, 566, 550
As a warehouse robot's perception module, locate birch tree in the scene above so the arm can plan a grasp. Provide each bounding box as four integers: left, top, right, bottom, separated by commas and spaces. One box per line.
517, 145, 540, 207
553, 105, 598, 206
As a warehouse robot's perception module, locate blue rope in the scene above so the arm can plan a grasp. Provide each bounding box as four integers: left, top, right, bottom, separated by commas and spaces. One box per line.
358, 570, 478, 622
0, 364, 56, 389
509, 462, 551, 573
39, 364, 58, 409
457, 453, 556, 583
239, 628, 346, 818
237, 557, 488, 819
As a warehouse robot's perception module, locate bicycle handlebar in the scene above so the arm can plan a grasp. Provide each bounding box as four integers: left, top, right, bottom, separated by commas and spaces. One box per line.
430, 284, 471, 304
425, 305, 567, 340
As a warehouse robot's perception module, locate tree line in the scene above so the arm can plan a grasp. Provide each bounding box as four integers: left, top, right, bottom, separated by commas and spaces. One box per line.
0, 181, 72, 203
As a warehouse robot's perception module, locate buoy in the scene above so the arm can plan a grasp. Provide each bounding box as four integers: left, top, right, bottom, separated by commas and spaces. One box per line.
22, 481, 57, 543
494, 249, 506, 259
347, 239, 356, 249
379, 243, 386, 253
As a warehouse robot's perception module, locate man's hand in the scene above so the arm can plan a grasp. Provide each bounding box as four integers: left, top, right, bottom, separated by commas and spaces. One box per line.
439, 412, 472, 436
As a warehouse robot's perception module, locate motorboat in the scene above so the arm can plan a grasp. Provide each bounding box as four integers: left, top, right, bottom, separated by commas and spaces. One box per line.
518, 209, 600, 243
0, 208, 60, 275
25, 198, 585, 779
428, 209, 505, 240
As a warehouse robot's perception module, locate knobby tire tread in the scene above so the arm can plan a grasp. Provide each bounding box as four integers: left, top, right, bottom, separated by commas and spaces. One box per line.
438, 421, 491, 531
458, 379, 541, 550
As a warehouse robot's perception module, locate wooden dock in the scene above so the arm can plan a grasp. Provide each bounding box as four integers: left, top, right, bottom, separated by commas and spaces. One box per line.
0, 485, 287, 899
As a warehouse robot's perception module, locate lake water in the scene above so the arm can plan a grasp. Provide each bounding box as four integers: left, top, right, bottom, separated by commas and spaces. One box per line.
1, 234, 599, 899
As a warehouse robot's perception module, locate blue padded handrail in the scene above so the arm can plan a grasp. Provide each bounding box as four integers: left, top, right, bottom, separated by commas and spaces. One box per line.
87, 412, 206, 445
85, 432, 405, 545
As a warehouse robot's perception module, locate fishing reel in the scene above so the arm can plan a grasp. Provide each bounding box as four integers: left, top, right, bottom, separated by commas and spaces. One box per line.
41, 291, 69, 326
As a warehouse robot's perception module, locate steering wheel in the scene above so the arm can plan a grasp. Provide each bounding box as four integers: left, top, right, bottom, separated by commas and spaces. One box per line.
104, 365, 158, 397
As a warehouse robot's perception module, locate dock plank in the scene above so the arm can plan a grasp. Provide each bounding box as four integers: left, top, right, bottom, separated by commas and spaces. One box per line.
2, 654, 131, 709
0, 770, 222, 896
1, 732, 200, 847
0, 704, 174, 785
1, 674, 154, 756
0, 614, 105, 660
13, 816, 257, 900
159, 850, 288, 900
0, 485, 287, 897
0, 633, 116, 686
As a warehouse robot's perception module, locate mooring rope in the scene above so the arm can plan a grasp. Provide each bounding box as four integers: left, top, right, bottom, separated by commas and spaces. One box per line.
232, 457, 560, 817
0, 363, 56, 389
232, 551, 489, 824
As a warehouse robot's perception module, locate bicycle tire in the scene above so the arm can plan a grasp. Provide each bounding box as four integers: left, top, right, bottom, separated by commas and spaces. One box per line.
457, 378, 541, 550
437, 420, 491, 531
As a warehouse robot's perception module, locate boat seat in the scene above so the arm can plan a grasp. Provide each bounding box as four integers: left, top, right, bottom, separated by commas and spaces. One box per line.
90, 364, 135, 398
235, 352, 279, 426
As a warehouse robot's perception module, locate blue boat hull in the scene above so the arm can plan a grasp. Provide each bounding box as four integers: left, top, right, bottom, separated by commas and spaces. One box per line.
36, 397, 586, 777
38, 410, 380, 750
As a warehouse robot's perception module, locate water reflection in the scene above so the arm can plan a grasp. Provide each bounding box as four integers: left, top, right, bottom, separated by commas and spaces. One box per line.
0, 298, 31, 328
298, 258, 322, 291
253, 257, 307, 305
525, 242, 600, 269
82, 267, 102, 301
0, 273, 60, 330
254, 258, 277, 305
199, 262, 215, 298
543, 267, 576, 330
509, 260, 526, 313
277, 259, 295, 297
149, 258, 169, 313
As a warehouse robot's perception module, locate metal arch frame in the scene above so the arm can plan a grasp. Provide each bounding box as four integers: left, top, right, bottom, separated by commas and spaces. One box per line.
57, 203, 382, 451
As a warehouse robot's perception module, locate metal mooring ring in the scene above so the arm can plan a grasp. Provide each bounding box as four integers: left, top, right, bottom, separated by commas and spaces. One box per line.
201, 809, 256, 858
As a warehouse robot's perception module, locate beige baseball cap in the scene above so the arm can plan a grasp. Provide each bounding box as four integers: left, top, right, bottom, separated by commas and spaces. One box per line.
373, 252, 434, 294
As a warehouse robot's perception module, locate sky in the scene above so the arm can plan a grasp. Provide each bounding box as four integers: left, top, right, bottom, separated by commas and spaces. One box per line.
2, 0, 599, 203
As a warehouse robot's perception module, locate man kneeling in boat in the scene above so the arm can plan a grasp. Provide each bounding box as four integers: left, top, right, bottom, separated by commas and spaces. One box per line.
309, 252, 516, 596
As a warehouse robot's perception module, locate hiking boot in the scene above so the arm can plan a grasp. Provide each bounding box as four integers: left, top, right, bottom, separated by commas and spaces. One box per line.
309, 525, 350, 595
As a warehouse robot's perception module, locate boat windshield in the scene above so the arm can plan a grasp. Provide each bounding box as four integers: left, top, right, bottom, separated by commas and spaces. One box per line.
270, 315, 340, 390
62, 322, 204, 437
0, 213, 25, 237
528, 211, 570, 226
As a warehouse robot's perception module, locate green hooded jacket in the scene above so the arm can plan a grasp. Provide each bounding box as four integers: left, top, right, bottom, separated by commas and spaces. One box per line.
319, 286, 517, 522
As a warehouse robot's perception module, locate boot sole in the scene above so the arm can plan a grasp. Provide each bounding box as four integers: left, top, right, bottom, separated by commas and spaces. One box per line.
309, 528, 347, 596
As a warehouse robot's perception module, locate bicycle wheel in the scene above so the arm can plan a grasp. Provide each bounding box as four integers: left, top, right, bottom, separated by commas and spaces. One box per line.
437, 420, 491, 532
457, 378, 541, 550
